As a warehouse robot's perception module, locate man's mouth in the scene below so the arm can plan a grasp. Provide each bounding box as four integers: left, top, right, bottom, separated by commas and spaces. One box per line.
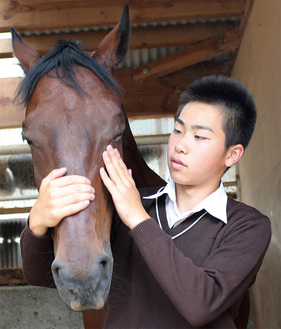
170, 157, 187, 168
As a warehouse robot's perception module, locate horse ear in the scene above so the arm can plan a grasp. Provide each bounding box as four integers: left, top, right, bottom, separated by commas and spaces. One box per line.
90, 3, 130, 72
10, 28, 41, 74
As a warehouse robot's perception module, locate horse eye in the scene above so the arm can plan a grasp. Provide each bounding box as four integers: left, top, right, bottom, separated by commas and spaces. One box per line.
26, 139, 35, 147
22, 135, 35, 147
112, 133, 122, 142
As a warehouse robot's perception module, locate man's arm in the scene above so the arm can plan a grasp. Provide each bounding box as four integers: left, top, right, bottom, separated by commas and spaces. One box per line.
129, 212, 270, 327
20, 222, 55, 287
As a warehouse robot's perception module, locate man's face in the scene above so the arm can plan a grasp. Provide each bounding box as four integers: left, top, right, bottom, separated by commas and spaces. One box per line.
168, 101, 229, 191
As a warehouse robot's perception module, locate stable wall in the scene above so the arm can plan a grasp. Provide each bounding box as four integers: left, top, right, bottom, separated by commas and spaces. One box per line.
232, 1, 281, 328
0, 286, 84, 329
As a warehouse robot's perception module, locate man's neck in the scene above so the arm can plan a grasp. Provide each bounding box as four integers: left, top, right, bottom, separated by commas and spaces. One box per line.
175, 181, 221, 213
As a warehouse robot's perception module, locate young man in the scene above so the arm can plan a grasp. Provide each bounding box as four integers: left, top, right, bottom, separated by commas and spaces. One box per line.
20, 75, 271, 328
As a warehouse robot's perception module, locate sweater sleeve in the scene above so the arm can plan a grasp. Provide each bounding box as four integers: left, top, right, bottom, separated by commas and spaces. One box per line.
129, 212, 271, 327
20, 221, 56, 288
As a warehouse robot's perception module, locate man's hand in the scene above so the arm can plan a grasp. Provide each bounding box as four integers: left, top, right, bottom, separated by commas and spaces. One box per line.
100, 145, 149, 229
29, 167, 95, 236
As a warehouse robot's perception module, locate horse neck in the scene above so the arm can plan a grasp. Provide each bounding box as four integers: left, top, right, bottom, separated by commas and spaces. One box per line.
122, 112, 165, 189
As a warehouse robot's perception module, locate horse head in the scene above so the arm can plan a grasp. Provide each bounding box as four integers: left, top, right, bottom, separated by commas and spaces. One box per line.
12, 5, 130, 311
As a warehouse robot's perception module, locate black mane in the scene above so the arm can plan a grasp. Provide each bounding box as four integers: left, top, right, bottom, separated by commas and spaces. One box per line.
15, 39, 121, 105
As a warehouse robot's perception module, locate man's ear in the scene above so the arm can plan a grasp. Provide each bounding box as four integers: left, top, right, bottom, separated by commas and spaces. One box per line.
225, 144, 244, 167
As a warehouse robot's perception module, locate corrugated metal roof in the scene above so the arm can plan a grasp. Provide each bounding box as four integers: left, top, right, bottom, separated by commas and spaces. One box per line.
119, 46, 185, 69
0, 15, 239, 76
19, 17, 241, 36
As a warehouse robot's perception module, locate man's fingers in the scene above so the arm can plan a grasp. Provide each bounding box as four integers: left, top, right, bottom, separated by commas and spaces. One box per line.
48, 190, 95, 220
53, 175, 91, 188
63, 190, 95, 205
45, 167, 67, 182
100, 167, 118, 195
102, 148, 123, 185
55, 200, 91, 220
103, 145, 132, 186
42, 168, 92, 190
49, 183, 95, 200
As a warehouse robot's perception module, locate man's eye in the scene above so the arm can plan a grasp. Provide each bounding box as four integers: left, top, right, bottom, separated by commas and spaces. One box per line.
195, 135, 207, 140
173, 128, 182, 134
112, 133, 122, 142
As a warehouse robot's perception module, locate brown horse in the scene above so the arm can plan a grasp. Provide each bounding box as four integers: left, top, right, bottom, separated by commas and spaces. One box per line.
12, 3, 164, 320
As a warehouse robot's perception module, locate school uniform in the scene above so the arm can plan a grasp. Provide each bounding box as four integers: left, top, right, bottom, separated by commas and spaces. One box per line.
20, 182, 271, 328
105, 182, 271, 328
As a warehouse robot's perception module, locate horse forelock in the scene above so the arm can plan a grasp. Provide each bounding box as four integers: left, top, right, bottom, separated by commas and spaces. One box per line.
15, 39, 121, 106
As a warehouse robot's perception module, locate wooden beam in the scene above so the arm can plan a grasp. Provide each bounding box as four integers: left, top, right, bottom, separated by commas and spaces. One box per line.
0, 21, 239, 58
0, 268, 27, 285
0, 62, 232, 128
0, 38, 11, 58
132, 29, 241, 81
135, 134, 170, 146
130, 21, 239, 49
0, 0, 246, 32
239, 0, 255, 31
117, 62, 233, 117
0, 77, 25, 129
0, 206, 31, 215
0, 30, 109, 59
0, 144, 30, 155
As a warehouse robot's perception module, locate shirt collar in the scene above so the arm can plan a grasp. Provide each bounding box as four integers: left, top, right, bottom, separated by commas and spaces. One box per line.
144, 180, 175, 200
144, 180, 228, 224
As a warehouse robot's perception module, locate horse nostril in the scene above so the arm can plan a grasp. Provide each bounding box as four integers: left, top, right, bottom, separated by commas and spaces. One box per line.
51, 260, 62, 282
97, 254, 111, 279
100, 260, 107, 269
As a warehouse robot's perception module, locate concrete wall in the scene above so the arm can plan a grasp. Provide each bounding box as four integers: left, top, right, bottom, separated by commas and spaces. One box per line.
232, 1, 281, 328
0, 286, 84, 329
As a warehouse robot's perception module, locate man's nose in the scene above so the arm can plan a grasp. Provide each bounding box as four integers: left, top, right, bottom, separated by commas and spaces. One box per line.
175, 138, 189, 154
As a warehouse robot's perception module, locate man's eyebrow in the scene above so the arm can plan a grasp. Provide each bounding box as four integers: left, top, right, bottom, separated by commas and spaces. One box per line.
191, 124, 214, 133
176, 118, 184, 125
176, 118, 214, 133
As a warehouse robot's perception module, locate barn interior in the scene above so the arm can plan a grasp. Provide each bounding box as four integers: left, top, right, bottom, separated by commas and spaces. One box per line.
0, 1, 280, 328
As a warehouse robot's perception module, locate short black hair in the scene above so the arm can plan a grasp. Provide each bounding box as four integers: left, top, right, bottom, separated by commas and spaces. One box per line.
177, 75, 257, 150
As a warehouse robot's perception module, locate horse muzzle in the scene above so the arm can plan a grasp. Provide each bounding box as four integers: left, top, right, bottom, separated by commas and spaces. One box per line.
51, 251, 113, 311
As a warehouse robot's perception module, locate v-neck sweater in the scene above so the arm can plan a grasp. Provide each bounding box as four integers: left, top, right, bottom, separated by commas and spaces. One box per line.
20, 187, 271, 328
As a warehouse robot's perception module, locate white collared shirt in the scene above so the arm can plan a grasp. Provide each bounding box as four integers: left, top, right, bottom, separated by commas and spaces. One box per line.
144, 180, 228, 228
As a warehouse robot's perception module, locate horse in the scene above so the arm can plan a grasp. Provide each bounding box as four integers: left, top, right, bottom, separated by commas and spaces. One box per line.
12, 4, 164, 327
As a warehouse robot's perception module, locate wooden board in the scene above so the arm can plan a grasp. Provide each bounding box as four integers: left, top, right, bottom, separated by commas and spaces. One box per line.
0, 268, 27, 285
0, 62, 232, 129
0, 21, 239, 58
0, 0, 246, 32
0, 77, 25, 129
